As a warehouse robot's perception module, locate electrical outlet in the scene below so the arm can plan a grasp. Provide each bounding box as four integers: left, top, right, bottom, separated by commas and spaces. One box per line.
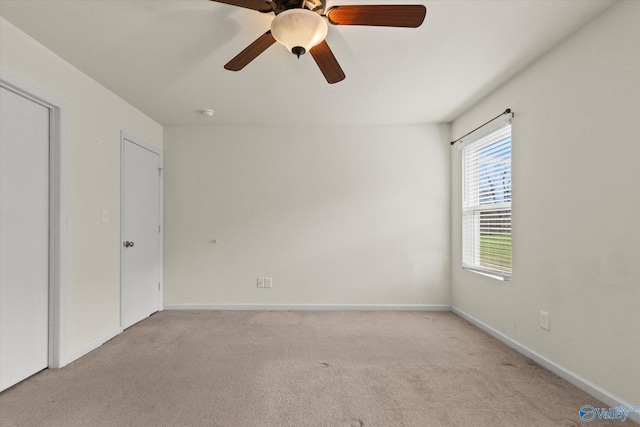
265, 277, 272, 288
539, 311, 550, 331
257, 277, 265, 288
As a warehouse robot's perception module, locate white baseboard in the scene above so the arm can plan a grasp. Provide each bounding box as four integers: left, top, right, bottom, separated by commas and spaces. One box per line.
163, 303, 452, 312
451, 307, 639, 425
65, 327, 122, 365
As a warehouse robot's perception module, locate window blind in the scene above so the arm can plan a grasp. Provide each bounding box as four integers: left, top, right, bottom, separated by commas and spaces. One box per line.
462, 124, 512, 279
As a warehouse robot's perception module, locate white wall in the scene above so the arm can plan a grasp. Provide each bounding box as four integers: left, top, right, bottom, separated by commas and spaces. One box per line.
451, 1, 640, 406
0, 18, 163, 359
164, 124, 450, 306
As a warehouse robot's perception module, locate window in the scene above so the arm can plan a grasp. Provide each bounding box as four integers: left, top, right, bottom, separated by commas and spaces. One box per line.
462, 124, 512, 280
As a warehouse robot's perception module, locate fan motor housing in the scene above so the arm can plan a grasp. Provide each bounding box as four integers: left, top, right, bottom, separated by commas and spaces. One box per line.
268, 0, 326, 15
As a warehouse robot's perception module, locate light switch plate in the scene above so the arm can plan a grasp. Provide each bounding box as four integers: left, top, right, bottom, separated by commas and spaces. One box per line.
265, 277, 272, 288
257, 277, 265, 288
539, 311, 550, 331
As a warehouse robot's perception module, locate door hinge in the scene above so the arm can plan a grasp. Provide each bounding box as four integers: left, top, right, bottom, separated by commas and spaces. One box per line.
158, 282, 161, 290
158, 167, 163, 176
158, 224, 161, 233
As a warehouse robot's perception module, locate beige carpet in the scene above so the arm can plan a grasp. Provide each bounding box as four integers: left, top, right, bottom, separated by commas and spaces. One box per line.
0, 311, 625, 426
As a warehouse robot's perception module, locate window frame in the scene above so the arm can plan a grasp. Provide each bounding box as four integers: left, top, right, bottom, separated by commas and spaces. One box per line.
461, 122, 512, 281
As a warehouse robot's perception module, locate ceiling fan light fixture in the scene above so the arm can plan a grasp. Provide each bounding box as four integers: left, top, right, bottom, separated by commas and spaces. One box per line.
270, 8, 328, 58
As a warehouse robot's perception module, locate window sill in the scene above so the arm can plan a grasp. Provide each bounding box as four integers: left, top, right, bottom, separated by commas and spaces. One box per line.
462, 266, 511, 281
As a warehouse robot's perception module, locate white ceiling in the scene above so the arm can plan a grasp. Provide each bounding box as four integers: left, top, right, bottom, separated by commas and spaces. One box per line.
0, 0, 614, 126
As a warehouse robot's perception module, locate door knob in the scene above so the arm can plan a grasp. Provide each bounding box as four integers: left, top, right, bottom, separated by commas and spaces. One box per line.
124, 241, 135, 248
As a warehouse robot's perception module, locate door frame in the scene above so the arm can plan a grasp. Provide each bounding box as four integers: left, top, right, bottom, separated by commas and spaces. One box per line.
120, 132, 163, 327
0, 70, 68, 369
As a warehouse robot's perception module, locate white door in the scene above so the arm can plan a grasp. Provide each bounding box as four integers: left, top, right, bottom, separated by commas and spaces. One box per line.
121, 137, 161, 329
0, 87, 50, 391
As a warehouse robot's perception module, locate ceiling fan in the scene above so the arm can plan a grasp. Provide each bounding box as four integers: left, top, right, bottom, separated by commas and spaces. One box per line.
210, 0, 427, 83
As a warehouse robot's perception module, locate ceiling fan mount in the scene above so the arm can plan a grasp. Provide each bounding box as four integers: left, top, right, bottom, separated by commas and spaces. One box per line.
211, 0, 427, 83
259, 0, 326, 15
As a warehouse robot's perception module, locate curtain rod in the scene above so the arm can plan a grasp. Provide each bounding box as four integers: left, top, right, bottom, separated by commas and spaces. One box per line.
450, 108, 513, 146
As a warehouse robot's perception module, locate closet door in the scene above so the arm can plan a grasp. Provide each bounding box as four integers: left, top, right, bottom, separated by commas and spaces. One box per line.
0, 86, 50, 391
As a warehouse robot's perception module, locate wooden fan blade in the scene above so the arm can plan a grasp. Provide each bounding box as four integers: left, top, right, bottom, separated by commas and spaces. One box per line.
326, 5, 426, 28
310, 40, 345, 84
209, 0, 275, 13
224, 31, 276, 71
